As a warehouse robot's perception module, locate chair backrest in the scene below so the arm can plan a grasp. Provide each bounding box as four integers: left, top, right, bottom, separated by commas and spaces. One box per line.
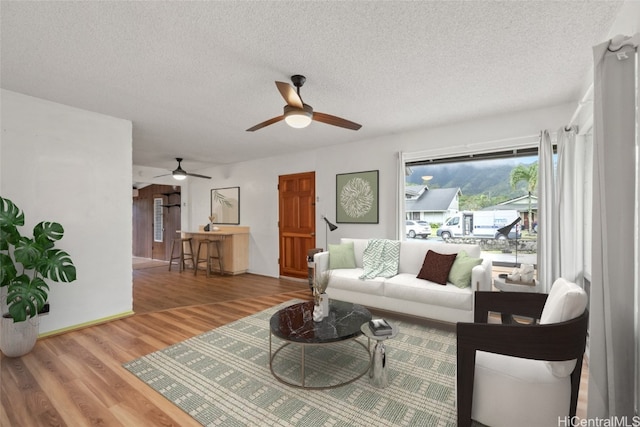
540, 277, 588, 377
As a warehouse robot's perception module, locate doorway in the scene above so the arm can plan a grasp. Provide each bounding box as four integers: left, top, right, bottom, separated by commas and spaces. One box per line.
278, 172, 316, 279
132, 184, 181, 260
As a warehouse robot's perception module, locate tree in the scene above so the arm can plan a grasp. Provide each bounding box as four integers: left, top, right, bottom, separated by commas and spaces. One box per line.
509, 162, 538, 231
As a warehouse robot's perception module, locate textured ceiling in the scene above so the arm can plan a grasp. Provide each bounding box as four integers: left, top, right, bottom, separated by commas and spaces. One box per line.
1, 1, 622, 173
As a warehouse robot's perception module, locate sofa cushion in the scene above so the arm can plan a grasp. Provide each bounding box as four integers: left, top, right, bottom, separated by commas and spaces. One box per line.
339, 238, 370, 268
540, 278, 588, 377
448, 250, 483, 288
397, 240, 481, 274
417, 250, 457, 285
329, 242, 357, 269
384, 273, 473, 311
328, 268, 385, 296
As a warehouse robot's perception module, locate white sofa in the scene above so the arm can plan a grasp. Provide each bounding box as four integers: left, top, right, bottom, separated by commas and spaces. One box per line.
314, 238, 493, 323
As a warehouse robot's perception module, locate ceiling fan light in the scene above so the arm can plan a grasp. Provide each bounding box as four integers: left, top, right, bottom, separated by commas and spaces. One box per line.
173, 170, 187, 180
284, 105, 313, 129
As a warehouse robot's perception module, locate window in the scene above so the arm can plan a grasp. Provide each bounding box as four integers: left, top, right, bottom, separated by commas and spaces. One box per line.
153, 198, 164, 242
402, 145, 547, 268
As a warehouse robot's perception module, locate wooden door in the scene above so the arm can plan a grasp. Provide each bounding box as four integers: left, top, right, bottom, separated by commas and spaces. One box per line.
163, 192, 181, 259
279, 172, 316, 279
132, 196, 152, 258
133, 184, 181, 261
150, 191, 182, 261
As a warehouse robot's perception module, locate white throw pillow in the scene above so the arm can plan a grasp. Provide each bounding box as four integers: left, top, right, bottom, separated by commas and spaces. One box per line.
540, 278, 588, 377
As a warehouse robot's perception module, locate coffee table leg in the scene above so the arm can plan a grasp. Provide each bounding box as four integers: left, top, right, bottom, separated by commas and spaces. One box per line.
301, 345, 305, 387
371, 341, 388, 388
368, 337, 373, 379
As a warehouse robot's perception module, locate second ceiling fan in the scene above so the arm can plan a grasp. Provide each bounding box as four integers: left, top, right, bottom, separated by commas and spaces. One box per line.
246, 75, 362, 132
154, 158, 211, 180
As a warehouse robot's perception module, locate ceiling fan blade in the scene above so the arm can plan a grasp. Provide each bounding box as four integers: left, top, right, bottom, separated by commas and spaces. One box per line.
153, 173, 172, 178
275, 81, 303, 108
313, 112, 362, 130
246, 115, 285, 132
186, 172, 211, 179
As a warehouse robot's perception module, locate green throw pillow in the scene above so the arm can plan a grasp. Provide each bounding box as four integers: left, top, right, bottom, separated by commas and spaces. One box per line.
329, 242, 357, 269
448, 250, 483, 288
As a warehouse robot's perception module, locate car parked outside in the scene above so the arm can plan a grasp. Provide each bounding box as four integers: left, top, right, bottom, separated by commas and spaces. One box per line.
406, 220, 431, 239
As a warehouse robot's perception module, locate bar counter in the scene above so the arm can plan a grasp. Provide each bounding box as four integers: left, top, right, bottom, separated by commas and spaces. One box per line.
181, 226, 250, 275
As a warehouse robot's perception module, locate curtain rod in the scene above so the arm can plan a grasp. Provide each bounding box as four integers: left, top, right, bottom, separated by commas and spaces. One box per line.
565, 84, 593, 131
402, 133, 548, 163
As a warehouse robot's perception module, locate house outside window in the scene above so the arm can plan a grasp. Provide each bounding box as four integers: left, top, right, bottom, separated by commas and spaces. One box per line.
403, 147, 543, 268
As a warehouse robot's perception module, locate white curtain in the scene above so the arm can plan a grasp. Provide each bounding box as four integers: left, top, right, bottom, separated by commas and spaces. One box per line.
556, 126, 585, 285
587, 35, 638, 419
537, 130, 557, 293
538, 127, 585, 293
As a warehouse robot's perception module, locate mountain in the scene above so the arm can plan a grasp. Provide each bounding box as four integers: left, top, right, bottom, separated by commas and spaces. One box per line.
407, 157, 536, 198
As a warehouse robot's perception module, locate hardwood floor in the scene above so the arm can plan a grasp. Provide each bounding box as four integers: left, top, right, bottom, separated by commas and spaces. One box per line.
1, 266, 311, 427
1, 264, 588, 426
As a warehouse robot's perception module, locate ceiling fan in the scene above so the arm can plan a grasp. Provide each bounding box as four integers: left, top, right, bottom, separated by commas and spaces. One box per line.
246, 75, 362, 132
154, 158, 211, 180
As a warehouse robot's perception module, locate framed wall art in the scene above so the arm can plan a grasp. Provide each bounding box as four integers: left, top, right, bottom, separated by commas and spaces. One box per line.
336, 170, 379, 223
210, 186, 240, 225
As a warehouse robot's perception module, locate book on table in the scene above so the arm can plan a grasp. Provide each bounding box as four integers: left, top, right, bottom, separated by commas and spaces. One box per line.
369, 318, 393, 336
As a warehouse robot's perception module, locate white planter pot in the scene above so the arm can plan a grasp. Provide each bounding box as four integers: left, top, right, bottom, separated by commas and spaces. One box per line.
0, 314, 40, 357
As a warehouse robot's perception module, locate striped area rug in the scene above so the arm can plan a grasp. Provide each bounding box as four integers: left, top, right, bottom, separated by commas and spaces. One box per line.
123, 301, 457, 426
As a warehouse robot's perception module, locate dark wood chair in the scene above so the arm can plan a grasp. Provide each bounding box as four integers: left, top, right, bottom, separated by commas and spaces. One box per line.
457, 289, 589, 427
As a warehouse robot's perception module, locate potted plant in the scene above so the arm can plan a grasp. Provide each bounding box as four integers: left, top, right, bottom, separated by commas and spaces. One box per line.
0, 196, 76, 357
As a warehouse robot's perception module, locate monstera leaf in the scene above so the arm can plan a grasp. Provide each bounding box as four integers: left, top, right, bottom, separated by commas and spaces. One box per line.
0, 196, 76, 322
7, 275, 49, 322
38, 249, 76, 283
0, 197, 24, 248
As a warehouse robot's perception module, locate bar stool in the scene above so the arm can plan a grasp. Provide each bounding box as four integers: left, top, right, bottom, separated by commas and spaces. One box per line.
194, 239, 225, 277
168, 237, 195, 272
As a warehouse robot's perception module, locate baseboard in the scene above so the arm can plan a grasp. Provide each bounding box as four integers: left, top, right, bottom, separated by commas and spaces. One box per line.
37, 311, 136, 339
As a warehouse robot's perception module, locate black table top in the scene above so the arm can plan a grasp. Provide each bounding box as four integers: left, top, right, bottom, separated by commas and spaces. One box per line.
270, 300, 372, 344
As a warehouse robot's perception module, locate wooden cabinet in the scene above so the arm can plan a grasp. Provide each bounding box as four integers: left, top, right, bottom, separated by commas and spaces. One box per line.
181, 226, 250, 275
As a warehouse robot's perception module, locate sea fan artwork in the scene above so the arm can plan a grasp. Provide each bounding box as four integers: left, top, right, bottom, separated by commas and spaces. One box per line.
340, 177, 374, 218
336, 171, 379, 224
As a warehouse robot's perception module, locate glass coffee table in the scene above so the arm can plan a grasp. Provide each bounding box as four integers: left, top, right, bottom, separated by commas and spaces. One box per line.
269, 300, 372, 389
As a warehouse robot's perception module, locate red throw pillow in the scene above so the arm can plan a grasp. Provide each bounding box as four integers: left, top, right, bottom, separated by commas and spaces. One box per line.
417, 250, 458, 285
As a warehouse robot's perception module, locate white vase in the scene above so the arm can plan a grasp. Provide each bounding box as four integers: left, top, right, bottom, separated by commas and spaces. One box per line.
0, 314, 40, 357
313, 304, 324, 322
319, 293, 329, 319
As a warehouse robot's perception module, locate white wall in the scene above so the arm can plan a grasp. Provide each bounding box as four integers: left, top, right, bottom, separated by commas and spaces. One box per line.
147, 101, 573, 279
1, 90, 133, 335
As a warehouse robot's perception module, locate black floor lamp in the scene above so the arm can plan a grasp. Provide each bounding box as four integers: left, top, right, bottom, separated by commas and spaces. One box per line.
323, 216, 338, 249
497, 217, 521, 266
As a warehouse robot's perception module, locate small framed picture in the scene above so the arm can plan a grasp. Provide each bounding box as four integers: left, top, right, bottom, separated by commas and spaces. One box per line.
336, 170, 379, 223
210, 186, 240, 225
